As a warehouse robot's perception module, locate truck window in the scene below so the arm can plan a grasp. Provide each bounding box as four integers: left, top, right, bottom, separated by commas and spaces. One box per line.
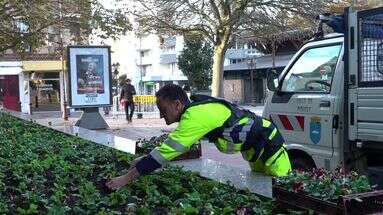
281, 45, 342, 93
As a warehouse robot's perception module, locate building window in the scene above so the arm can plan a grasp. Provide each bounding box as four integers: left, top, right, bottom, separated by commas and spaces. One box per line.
231, 59, 244, 64
141, 65, 151, 77
16, 20, 29, 33
247, 42, 257, 49
29, 72, 61, 112
171, 63, 176, 76
141, 66, 146, 77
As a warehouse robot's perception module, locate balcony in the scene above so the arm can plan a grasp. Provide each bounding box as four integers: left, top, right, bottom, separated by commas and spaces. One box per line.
135, 37, 157, 51
159, 54, 177, 64
136, 56, 152, 65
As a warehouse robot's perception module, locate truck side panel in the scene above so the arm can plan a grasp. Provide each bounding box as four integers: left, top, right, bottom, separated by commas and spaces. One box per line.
357, 88, 383, 141
348, 7, 383, 142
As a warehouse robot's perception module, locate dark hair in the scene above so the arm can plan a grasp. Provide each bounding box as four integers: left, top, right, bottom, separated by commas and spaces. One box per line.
125, 78, 131, 82
156, 84, 189, 105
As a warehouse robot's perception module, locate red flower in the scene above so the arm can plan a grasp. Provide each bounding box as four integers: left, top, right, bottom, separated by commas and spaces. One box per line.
292, 181, 305, 193
312, 168, 326, 179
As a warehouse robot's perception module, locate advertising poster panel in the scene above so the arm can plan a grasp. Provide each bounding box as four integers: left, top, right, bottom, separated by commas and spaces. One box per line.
67, 46, 112, 108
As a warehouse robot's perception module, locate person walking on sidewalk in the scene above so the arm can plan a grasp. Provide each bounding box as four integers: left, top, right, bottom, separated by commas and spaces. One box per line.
120, 78, 136, 122
107, 84, 291, 190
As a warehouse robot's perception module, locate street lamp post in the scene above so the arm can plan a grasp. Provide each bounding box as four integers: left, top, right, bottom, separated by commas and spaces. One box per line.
112, 62, 120, 96
139, 36, 144, 95
247, 55, 256, 105
111, 62, 120, 112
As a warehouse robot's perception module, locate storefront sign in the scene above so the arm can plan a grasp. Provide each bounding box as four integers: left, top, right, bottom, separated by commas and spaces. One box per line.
37, 83, 54, 91
67, 46, 112, 107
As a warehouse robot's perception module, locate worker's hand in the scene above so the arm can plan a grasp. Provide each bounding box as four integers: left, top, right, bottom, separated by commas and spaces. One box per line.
106, 167, 140, 190
105, 156, 144, 190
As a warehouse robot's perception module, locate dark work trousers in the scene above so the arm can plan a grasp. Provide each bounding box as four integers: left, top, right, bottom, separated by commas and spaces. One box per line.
124, 101, 135, 121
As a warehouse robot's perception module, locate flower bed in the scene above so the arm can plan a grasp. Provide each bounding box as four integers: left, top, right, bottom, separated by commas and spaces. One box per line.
276, 168, 372, 200
0, 112, 274, 214
273, 168, 383, 214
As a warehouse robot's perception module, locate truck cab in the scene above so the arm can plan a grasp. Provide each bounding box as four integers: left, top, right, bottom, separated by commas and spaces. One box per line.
264, 7, 383, 185
264, 34, 344, 171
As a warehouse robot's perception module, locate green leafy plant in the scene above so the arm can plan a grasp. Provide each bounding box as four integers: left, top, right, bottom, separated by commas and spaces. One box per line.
136, 134, 200, 158
0, 112, 275, 214
275, 167, 372, 201
136, 134, 169, 154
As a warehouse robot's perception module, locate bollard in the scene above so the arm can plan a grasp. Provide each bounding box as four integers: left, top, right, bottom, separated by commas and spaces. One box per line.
137, 113, 143, 119
29, 103, 33, 115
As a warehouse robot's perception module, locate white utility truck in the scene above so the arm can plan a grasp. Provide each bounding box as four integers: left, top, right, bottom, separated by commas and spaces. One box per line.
264, 7, 383, 187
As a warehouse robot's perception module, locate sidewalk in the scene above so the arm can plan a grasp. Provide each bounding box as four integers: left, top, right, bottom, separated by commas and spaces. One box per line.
24, 111, 172, 140
3, 108, 271, 197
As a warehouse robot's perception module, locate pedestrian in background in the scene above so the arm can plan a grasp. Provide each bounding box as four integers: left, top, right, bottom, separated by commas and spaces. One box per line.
120, 78, 136, 122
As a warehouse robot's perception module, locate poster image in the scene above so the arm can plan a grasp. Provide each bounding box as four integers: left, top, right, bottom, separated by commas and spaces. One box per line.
76, 55, 104, 94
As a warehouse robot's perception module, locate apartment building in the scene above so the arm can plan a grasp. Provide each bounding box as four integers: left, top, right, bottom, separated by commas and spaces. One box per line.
137, 35, 188, 95
100, 32, 188, 96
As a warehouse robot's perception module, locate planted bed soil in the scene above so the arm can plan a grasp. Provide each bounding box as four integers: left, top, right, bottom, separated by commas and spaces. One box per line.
0, 112, 277, 214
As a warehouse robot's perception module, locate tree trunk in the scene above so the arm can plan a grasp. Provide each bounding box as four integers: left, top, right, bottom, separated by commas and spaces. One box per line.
211, 44, 227, 97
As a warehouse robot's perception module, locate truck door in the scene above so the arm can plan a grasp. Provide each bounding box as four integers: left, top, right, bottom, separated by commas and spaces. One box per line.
346, 7, 383, 143
266, 38, 343, 170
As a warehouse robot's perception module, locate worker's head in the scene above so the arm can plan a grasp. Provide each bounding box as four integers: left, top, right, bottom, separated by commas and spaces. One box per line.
125, 78, 131, 84
155, 84, 190, 125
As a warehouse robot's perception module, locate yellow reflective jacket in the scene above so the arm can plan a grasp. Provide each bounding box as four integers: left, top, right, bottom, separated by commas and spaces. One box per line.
144, 96, 285, 172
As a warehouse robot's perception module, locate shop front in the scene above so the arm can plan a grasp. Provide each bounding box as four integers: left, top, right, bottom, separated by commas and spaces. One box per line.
0, 58, 66, 114
29, 72, 61, 111
0, 61, 23, 112
22, 60, 65, 114
0, 75, 20, 111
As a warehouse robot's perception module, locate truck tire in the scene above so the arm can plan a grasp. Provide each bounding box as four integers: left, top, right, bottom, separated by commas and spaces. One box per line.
291, 157, 315, 172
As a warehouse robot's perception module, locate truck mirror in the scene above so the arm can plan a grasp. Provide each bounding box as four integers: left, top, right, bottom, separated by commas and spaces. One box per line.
267, 70, 279, 91
377, 43, 383, 74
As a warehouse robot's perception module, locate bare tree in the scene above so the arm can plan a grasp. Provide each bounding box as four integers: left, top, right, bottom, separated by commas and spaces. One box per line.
0, 0, 131, 53
131, 0, 333, 97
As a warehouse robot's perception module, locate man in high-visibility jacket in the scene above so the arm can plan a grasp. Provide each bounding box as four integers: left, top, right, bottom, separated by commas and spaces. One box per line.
106, 84, 291, 190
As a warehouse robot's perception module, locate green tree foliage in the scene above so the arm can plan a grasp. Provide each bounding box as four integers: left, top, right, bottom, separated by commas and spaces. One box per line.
0, 0, 131, 53
178, 35, 213, 91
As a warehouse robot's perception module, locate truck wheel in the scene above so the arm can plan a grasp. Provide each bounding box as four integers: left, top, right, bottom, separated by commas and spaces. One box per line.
291, 157, 315, 172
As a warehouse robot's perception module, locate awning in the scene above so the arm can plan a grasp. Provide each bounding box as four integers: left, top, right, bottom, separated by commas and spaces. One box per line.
159, 54, 177, 64
0, 62, 22, 75
22, 60, 65, 71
